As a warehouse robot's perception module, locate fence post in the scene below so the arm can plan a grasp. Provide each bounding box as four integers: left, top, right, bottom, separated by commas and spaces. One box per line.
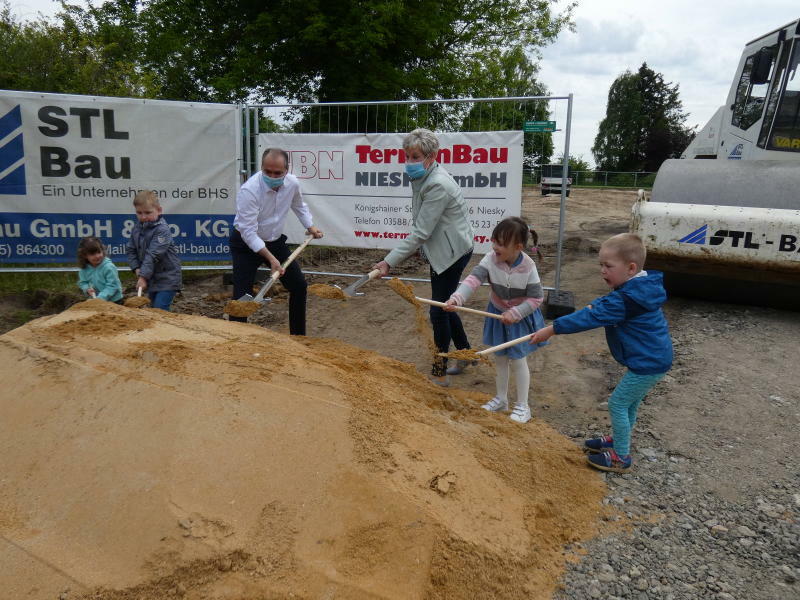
604, 171, 608, 186
634, 172, 638, 187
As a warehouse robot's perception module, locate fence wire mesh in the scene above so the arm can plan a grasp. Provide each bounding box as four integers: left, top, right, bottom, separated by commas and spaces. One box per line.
524, 168, 657, 188
243, 95, 573, 289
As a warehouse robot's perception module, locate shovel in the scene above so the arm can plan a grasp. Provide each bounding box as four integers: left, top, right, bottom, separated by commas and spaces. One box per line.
124, 286, 151, 308
341, 268, 382, 297
475, 333, 534, 356
414, 297, 504, 320
236, 235, 314, 303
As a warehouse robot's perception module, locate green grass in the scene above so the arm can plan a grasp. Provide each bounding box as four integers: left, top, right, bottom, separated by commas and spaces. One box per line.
11, 308, 34, 325
0, 271, 78, 295
0, 268, 142, 295
0, 263, 226, 296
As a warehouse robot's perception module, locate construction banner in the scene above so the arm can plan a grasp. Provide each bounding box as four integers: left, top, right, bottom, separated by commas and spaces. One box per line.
256, 132, 524, 253
0, 90, 239, 264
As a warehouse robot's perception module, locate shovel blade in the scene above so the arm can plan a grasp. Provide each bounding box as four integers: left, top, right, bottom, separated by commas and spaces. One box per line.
236, 293, 256, 302
341, 274, 370, 297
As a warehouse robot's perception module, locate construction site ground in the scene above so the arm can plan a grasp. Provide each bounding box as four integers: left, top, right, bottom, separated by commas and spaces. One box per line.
0, 187, 797, 599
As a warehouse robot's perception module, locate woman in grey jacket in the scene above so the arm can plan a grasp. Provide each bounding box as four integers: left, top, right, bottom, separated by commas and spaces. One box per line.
373, 128, 475, 385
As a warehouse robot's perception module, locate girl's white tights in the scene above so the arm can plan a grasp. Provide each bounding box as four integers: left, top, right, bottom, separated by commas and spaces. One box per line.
494, 354, 531, 408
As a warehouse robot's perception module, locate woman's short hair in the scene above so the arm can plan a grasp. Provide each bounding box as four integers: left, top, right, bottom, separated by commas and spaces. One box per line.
403, 128, 440, 158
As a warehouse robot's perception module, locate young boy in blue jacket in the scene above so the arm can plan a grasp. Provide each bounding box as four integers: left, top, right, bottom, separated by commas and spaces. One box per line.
126, 191, 182, 311
530, 233, 672, 473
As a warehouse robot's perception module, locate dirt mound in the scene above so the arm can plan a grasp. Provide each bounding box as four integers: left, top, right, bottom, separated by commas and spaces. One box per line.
0, 300, 606, 599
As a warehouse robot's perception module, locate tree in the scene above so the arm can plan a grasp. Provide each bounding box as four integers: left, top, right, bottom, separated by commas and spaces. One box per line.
462, 46, 554, 168
592, 63, 694, 172
74, 0, 574, 105
554, 154, 591, 172
0, 1, 157, 97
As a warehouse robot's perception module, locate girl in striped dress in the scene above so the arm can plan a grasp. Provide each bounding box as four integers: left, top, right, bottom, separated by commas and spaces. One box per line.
445, 217, 547, 423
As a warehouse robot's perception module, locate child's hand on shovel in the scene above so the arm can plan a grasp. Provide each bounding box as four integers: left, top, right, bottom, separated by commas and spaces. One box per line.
530, 325, 555, 345
443, 298, 458, 312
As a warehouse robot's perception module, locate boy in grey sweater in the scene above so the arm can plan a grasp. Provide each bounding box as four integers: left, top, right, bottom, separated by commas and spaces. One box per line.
126, 191, 182, 311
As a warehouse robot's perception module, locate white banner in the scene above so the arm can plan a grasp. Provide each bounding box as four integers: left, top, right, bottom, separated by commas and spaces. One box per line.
0, 90, 239, 263
256, 132, 523, 253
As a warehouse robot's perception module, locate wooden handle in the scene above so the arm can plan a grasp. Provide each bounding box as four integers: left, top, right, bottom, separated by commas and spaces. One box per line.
367, 268, 382, 281
137, 287, 142, 297
271, 235, 313, 280
415, 297, 504, 320
476, 333, 533, 356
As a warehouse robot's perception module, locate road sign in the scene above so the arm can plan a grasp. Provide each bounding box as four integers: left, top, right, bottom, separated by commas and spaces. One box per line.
523, 120, 556, 132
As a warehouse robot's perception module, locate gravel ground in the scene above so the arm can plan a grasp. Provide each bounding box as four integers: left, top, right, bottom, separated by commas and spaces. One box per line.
2, 189, 795, 599
554, 300, 800, 600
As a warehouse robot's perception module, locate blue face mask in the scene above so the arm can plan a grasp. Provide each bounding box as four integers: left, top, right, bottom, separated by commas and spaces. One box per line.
405, 162, 427, 180
262, 174, 284, 189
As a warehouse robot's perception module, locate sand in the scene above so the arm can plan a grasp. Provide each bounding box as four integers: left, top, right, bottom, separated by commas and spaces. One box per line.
388, 277, 444, 373
308, 283, 347, 300
223, 299, 262, 318
0, 300, 606, 599
123, 295, 151, 308
438, 348, 490, 366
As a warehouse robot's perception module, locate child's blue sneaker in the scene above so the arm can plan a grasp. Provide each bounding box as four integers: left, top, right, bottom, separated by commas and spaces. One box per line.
587, 449, 632, 473
584, 435, 614, 453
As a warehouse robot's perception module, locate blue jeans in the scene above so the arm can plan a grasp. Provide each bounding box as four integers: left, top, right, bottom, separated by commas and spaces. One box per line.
608, 370, 665, 456
149, 290, 177, 311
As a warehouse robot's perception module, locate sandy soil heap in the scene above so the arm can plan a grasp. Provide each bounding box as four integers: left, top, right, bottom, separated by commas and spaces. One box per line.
0, 300, 605, 600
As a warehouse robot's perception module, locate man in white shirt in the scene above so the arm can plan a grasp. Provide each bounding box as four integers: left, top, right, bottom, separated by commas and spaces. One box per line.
230, 148, 323, 335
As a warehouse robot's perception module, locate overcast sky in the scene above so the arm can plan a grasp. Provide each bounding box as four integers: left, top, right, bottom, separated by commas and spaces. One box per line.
539, 1, 799, 167
8, 0, 800, 169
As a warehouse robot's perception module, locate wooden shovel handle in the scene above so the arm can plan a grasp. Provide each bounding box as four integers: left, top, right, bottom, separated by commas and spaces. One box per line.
415, 297, 504, 320
476, 333, 533, 356
270, 235, 314, 280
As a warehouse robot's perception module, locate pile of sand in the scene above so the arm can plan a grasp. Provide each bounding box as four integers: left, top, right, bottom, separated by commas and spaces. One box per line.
0, 300, 606, 600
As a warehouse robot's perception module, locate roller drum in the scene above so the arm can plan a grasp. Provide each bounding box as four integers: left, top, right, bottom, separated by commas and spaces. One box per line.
651, 159, 800, 210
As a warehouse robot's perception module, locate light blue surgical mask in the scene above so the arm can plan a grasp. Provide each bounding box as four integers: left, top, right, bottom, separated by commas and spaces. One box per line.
405, 162, 427, 179
262, 174, 284, 189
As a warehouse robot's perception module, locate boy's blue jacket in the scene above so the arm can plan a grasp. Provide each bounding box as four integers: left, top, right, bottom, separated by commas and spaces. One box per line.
553, 271, 673, 375
78, 257, 123, 301
126, 217, 182, 292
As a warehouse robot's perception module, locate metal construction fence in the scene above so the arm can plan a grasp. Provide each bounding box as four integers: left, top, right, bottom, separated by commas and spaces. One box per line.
524, 168, 657, 188
1, 93, 577, 295
243, 95, 574, 290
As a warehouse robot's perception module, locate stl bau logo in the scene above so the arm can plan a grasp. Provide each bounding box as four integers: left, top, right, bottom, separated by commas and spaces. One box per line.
0, 105, 26, 195
678, 224, 708, 244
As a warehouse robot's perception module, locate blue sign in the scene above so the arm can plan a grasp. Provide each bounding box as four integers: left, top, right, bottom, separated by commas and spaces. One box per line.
0, 212, 234, 263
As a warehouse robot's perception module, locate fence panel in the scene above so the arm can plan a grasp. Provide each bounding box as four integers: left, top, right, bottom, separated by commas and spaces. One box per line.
245, 96, 574, 290
526, 168, 656, 188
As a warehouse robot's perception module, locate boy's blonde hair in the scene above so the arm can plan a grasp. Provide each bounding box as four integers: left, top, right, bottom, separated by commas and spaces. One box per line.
602, 233, 646, 270
133, 190, 161, 208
